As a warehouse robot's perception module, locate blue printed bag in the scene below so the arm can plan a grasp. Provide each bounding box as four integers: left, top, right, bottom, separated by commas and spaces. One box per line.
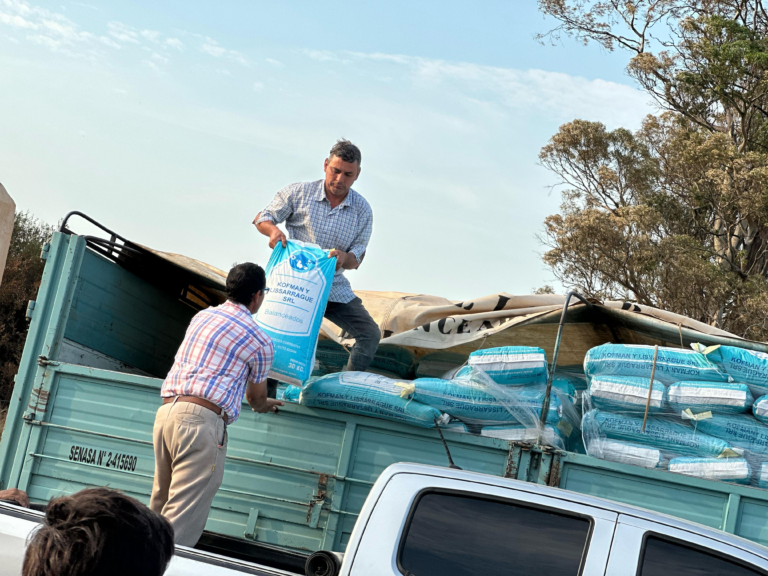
584, 344, 728, 385
255, 240, 336, 386
299, 372, 442, 428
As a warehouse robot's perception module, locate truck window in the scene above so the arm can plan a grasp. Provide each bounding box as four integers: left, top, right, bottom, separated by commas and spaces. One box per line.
639, 536, 766, 576
397, 491, 591, 576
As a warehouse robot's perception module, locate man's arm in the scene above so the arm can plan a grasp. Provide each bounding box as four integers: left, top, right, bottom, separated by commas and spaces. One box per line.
245, 379, 284, 413
254, 185, 297, 248
328, 249, 363, 271
0, 488, 29, 507
255, 216, 287, 249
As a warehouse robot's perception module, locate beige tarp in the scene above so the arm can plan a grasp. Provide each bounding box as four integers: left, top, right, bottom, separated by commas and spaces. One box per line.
0, 184, 15, 288
128, 245, 768, 369
321, 291, 768, 368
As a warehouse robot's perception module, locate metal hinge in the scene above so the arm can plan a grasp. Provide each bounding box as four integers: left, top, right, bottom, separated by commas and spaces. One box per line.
40, 243, 50, 261
25, 301, 36, 321
37, 356, 59, 367
243, 508, 260, 540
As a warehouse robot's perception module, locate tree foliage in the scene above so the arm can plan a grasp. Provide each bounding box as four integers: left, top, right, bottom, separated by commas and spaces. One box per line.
0, 212, 53, 415
538, 1, 768, 339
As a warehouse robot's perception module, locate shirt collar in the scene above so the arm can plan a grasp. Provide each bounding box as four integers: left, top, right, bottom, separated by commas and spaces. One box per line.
222, 300, 252, 317
315, 179, 354, 209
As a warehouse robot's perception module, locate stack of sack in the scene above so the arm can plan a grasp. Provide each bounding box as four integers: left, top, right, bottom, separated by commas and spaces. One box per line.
293, 345, 581, 449
398, 346, 581, 450
582, 343, 768, 487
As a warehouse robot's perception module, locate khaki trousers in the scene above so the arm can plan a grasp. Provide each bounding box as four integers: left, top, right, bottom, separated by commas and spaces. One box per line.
149, 400, 227, 547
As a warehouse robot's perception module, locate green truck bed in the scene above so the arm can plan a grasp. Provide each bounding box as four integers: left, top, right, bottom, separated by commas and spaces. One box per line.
2, 229, 768, 559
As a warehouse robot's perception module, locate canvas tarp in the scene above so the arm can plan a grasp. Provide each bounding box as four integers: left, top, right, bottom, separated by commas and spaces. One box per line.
111, 243, 768, 370
320, 291, 768, 369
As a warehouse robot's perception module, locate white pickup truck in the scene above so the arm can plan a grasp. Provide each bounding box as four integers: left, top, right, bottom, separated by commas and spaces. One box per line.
2, 463, 767, 576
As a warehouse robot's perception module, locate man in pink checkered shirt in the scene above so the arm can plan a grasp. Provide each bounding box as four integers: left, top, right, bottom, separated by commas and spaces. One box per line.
150, 262, 283, 547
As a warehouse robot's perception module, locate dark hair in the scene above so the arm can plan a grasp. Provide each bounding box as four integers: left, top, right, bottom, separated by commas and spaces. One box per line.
23, 487, 174, 576
329, 139, 361, 165
226, 262, 266, 306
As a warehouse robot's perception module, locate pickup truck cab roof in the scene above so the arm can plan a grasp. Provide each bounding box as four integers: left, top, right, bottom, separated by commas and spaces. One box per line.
371, 462, 768, 560
339, 462, 768, 576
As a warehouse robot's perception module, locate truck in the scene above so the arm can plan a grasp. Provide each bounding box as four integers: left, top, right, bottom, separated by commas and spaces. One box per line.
3, 462, 768, 575
3, 212, 768, 571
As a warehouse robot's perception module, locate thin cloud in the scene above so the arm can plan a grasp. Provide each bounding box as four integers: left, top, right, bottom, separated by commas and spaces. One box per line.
306, 49, 651, 129
165, 37, 183, 50
199, 36, 248, 65
107, 21, 140, 44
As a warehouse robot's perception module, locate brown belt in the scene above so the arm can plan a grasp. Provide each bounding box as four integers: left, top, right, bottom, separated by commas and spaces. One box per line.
163, 395, 228, 424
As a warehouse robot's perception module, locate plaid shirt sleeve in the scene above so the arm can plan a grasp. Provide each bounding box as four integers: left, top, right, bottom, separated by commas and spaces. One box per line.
248, 339, 274, 384
255, 183, 298, 225
348, 204, 373, 263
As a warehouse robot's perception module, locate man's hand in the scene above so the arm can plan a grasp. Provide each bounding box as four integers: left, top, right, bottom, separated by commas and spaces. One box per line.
255, 217, 288, 249
328, 249, 349, 271
0, 488, 29, 508
269, 228, 287, 249
253, 398, 284, 414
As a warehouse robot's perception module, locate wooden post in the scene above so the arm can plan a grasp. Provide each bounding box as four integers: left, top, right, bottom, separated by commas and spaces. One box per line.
642, 345, 659, 432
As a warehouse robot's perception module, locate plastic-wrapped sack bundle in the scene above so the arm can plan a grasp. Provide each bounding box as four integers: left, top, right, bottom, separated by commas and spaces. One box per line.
582, 410, 739, 458
694, 414, 768, 459
255, 240, 336, 386
587, 376, 665, 414
586, 439, 664, 469
299, 372, 442, 428
584, 344, 728, 385
694, 344, 768, 397
403, 376, 556, 428
667, 381, 752, 415
481, 424, 566, 450
753, 395, 768, 425
551, 378, 577, 399
759, 463, 768, 489
467, 346, 548, 385
415, 352, 467, 379
669, 457, 752, 484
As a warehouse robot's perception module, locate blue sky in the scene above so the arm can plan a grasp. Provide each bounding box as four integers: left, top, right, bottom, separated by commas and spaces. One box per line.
0, 0, 653, 300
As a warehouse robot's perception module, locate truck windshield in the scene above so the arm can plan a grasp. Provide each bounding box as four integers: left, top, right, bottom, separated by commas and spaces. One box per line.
398, 491, 590, 576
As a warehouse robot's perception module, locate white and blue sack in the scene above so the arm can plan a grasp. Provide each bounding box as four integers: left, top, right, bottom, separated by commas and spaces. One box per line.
255, 240, 336, 386
582, 410, 739, 458
466, 346, 548, 385
695, 344, 768, 398
753, 395, 768, 425
584, 344, 728, 385
694, 414, 768, 459
669, 457, 751, 484
587, 376, 665, 414
759, 463, 768, 489
299, 371, 442, 428
402, 375, 543, 428
667, 381, 752, 415
277, 384, 301, 402
586, 438, 664, 469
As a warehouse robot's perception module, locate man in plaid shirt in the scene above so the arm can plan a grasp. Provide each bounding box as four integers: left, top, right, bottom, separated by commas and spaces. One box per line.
255, 139, 380, 374
150, 263, 283, 546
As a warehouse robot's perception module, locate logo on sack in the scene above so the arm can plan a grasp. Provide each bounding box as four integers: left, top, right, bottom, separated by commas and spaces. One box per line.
289, 250, 317, 273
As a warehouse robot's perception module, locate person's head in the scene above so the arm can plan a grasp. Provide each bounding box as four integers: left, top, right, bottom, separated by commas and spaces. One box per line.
324, 139, 361, 199
226, 262, 267, 313
23, 487, 174, 576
